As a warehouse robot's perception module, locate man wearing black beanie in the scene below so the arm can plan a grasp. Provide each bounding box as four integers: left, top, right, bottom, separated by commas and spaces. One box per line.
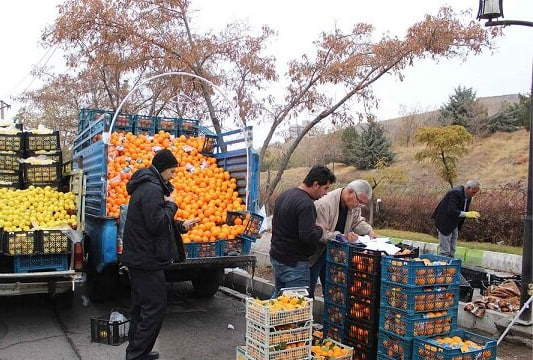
123, 149, 196, 360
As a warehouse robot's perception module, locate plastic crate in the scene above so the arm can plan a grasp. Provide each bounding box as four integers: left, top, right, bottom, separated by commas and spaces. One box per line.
0, 133, 23, 152
185, 241, 217, 258
377, 330, 414, 360
413, 329, 497, 360
113, 114, 134, 133
26, 150, 63, 164
381, 255, 461, 287
326, 240, 385, 273
62, 160, 73, 176
326, 262, 349, 286
156, 117, 180, 136
324, 301, 348, 329
184, 243, 196, 258
246, 319, 312, 348
379, 305, 457, 338
200, 134, 217, 155
325, 272, 380, 306
345, 320, 378, 348
3, 231, 39, 255
459, 284, 474, 303
0, 151, 22, 172
216, 237, 253, 256
347, 295, 380, 327
344, 342, 376, 360
24, 131, 60, 152
246, 336, 311, 360
78, 109, 113, 134
179, 118, 199, 137
13, 253, 69, 273
380, 280, 459, 314
225, 210, 264, 242
322, 321, 344, 343
246, 297, 313, 327
90, 309, 130, 346
22, 163, 61, 183
22, 180, 62, 191
0, 171, 21, 184
133, 114, 157, 136
40, 230, 71, 254
311, 338, 354, 360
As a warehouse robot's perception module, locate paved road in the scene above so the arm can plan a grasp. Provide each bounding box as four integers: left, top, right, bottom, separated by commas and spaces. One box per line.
0, 282, 250, 360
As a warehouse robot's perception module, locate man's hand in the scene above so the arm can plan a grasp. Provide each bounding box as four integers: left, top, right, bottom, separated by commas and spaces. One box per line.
183, 218, 200, 231
465, 211, 480, 219
368, 230, 377, 239
164, 195, 175, 203
345, 232, 358, 243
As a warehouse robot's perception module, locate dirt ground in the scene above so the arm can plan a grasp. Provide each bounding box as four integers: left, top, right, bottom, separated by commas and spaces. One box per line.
253, 266, 532, 360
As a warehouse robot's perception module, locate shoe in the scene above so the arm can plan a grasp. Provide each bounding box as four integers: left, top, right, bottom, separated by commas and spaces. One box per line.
145, 351, 159, 360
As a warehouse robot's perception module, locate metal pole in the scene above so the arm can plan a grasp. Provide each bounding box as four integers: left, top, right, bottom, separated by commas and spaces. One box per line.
519, 62, 533, 322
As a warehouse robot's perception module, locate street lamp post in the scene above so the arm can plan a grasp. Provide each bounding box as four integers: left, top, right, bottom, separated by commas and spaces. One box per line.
477, 0, 533, 323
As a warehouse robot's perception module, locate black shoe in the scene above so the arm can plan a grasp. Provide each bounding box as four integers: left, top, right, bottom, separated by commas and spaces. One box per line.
145, 351, 159, 360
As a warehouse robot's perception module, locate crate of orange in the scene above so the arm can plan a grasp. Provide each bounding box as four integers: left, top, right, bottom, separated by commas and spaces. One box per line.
381, 255, 461, 287
311, 338, 353, 360
225, 211, 264, 242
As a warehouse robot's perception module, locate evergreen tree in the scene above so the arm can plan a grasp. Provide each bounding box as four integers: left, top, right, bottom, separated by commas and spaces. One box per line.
353, 120, 395, 170
487, 93, 531, 133
341, 126, 359, 166
439, 86, 488, 134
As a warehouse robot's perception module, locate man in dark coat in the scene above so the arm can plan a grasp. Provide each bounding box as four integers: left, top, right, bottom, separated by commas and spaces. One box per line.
432, 180, 481, 257
123, 149, 197, 360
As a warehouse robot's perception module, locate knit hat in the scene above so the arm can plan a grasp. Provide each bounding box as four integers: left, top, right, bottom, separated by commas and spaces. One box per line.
152, 149, 178, 173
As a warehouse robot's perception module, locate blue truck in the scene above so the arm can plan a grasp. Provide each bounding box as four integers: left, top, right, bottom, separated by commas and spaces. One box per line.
72, 109, 260, 301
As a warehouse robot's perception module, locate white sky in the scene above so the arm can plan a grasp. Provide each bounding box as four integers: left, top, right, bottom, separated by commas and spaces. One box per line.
1, 0, 532, 147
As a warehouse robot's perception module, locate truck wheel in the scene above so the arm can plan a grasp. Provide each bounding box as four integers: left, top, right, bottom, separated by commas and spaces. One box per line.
192, 269, 224, 297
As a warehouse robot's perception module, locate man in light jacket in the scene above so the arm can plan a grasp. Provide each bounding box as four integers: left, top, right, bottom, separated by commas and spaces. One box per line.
309, 179, 375, 298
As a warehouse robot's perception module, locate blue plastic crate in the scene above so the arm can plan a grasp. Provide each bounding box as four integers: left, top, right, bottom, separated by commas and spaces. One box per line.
133, 115, 157, 136
178, 118, 199, 137
14, 254, 69, 273
216, 237, 253, 256
324, 300, 348, 330
381, 254, 461, 287
156, 117, 180, 136
326, 262, 349, 286
379, 305, 457, 338
184, 242, 217, 258
378, 330, 414, 360
380, 280, 459, 314
413, 329, 497, 360
184, 243, 197, 258
113, 114, 134, 134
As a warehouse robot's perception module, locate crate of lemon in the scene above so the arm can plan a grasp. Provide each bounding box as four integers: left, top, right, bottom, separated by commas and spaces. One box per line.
105, 131, 262, 258
0, 186, 78, 256
311, 339, 353, 360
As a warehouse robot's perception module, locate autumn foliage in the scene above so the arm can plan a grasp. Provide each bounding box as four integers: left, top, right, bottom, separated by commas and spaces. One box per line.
107, 130, 247, 244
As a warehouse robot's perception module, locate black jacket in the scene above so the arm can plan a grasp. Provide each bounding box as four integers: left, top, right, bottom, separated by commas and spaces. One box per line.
270, 187, 322, 266
431, 185, 471, 236
121, 166, 186, 270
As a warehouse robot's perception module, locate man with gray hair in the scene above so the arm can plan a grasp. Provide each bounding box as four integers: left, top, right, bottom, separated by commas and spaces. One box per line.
432, 180, 481, 257
309, 179, 376, 297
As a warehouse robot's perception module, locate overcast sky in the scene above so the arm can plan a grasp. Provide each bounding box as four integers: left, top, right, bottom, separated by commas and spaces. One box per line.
1, 0, 532, 146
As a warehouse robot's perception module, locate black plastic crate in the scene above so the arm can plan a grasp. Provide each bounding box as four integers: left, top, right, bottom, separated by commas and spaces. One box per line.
225, 210, 264, 242
22, 180, 62, 191
0, 133, 23, 152
344, 341, 376, 360
2, 231, 39, 256
347, 295, 380, 328
90, 309, 130, 346
24, 131, 60, 152
0, 152, 22, 172
0, 171, 22, 184
26, 150, 63, 164
23, 163, 62, 183
460, 285, 474, 303
40, 230, 71, 254
323, 320, 378, 348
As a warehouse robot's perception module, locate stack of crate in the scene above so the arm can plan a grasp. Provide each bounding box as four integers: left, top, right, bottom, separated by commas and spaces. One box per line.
0, 128, 24, 189
23, 131, 62, 190
377, 254, 461, 360
323, 240, 383, 360
245, 296, 313, 360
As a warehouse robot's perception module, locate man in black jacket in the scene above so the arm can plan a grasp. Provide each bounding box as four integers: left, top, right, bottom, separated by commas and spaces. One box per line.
123, 149, 196, 360
269, 165, 336, 298
432, 180, 481, 257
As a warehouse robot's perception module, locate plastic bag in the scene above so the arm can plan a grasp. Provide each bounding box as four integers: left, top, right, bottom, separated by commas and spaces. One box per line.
109, 310, 129, 337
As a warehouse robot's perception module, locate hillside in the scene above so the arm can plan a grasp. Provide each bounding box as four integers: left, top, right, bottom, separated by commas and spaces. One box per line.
260, 129, 530, 192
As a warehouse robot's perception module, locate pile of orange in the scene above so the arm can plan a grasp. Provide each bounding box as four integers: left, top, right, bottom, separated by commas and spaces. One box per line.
106, 130, 248, 244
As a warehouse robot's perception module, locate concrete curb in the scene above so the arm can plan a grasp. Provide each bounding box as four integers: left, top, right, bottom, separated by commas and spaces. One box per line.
223, 269, 532, 347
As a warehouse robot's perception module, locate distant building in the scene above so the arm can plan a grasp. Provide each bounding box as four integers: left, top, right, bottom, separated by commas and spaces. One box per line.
288, 121, 309, 139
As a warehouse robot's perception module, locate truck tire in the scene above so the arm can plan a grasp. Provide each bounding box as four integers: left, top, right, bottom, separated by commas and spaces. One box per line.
192, 268, 224, 297
86, 253, 120, 302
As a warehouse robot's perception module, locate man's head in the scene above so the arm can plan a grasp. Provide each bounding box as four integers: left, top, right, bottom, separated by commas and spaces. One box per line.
464, 179, 481, 197
302, 165, 336, 200
152, 149, 179, 182
342, 179, 372, 209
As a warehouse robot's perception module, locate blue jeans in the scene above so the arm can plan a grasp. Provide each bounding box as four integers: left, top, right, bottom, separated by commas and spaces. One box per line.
270, 257, 310, 298
309, 250, 326, 298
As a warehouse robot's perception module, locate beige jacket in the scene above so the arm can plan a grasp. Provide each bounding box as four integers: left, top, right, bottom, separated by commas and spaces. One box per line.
309, 188, 373, 266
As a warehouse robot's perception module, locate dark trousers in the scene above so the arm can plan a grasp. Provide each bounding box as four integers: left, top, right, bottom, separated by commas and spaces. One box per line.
126, 268, 167, 360
309, 250, 326, 298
